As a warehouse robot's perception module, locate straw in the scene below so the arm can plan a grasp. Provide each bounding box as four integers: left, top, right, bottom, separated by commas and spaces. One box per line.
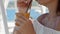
26, 0, 32, 13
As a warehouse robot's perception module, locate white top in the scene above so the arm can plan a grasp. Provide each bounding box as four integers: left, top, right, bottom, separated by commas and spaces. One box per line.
32, 19, 60, 34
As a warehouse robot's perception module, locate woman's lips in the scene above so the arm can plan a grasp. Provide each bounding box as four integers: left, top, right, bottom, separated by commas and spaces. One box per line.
17, 2, 29, 8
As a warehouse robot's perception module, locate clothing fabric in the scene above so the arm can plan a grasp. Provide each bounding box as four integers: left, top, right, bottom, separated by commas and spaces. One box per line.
32, 19, 60, 34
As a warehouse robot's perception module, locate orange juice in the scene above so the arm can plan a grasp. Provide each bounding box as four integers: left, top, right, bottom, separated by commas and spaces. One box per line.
19, 10, 30, 19
23, 13, 30, 19
15, 12, 30, 26
19, 12, 30, 19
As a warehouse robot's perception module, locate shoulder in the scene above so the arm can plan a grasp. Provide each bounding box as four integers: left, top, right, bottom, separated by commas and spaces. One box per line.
37, 13, 48, 24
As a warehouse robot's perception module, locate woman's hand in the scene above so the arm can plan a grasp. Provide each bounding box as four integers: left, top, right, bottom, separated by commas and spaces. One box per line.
13, 13, 36, 34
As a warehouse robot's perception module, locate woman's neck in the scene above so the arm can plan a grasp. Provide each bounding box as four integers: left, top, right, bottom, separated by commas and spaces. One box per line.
46, 0, 58, 18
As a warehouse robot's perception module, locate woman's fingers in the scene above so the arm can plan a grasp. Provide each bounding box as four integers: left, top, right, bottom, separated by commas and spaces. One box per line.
14, 26, 23, 34
14, 13, 35, 34
15, 13, 29, 26
16, 13, 28, 21
16, 13, 31, 23
14, 13, 33, 34
15, 18, 26, 26
15, 19, 22, 26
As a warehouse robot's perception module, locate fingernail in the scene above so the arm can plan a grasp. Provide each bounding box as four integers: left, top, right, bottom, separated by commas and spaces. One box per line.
15, 26, 20, 30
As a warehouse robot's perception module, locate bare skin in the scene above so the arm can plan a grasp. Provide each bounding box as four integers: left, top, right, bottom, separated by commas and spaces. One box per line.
37, 0, 60, 31
13, 0, 60, 34
13, 0, 36, 34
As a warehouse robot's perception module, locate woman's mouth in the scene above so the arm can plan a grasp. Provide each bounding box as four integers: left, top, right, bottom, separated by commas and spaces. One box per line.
17, 2, 29, 8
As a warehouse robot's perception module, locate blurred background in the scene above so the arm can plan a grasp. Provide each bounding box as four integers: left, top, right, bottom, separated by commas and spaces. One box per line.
0, 0, 49, 34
